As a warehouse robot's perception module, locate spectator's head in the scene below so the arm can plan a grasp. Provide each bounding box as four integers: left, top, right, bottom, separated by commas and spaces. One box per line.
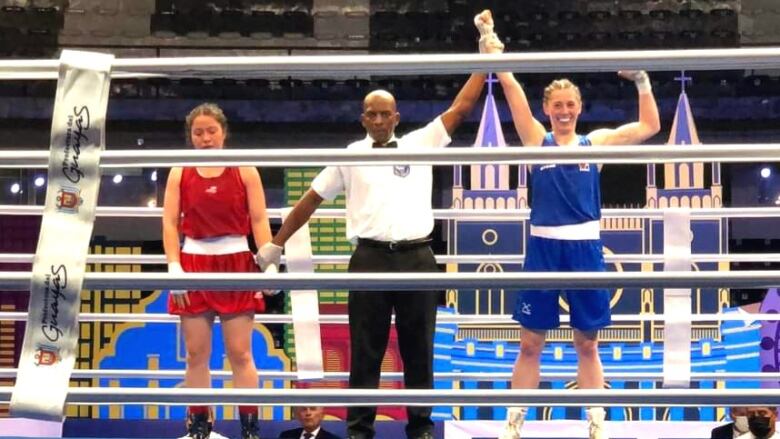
293, 406, 325, 433
730, 406, 749, 435
746, 406, 777, 439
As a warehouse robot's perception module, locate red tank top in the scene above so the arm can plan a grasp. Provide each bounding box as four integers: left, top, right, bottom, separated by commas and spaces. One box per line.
180, 167, 251, 239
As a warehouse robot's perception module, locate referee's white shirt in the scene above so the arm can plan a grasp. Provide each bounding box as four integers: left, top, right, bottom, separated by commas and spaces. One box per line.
311, 116, 451, 243
736, 431, 780, 439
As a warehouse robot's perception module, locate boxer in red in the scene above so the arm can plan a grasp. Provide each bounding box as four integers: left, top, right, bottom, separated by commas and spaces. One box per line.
163, 103, 273, 439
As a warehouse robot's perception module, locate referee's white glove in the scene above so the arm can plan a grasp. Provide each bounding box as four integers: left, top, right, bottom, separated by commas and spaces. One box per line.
619, 70, 652, 94
474, 10, 503, 54
255, 242, 282, 271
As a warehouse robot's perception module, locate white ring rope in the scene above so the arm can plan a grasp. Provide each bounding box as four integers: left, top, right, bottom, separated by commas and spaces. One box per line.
1, 145, 780, 168
0, 72, 164, 80
0, 387, 776, 407
0, 369, 776, 383
2, 206, 780, 220
2, 48, 780, 78
0, 271, 777, 291
3, 48, 777, 417
1, 312, 777, 324
1, 253, 779, 265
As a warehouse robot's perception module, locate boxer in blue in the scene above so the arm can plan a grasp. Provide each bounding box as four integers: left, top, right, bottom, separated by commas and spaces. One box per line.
474, 10, 662, 439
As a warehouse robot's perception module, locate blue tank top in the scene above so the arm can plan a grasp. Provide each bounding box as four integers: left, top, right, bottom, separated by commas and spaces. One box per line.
529, 133, 601, 226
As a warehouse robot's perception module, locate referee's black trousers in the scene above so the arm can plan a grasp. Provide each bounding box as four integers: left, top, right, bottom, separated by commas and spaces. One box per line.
345, 241, 440, 439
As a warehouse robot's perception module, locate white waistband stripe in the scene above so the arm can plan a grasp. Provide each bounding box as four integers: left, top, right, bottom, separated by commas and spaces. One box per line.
530, 220, 601, 240
182, 235, 249, 255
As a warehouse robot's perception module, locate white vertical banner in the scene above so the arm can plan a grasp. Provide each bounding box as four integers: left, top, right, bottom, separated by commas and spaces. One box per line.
662, 208, 693, 388
280, 208, 324, 380
11, 50, 113, 421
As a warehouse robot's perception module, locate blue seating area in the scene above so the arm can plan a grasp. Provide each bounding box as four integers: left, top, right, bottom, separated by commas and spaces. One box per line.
367, 0, 740, 52
150, 0, 314, 38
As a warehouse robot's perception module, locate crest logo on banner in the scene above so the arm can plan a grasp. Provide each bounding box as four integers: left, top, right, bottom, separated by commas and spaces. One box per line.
56, 186, 82, 212
34, 345, 61, 367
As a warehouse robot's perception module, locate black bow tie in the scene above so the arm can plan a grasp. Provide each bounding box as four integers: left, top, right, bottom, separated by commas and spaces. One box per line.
372, 141, 398, 148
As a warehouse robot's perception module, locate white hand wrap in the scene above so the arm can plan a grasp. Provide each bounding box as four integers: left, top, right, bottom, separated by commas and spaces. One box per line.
256, 242, 283, 271
630, 70, 652, 94
484, 34, 504, 53
260, 263, 281, 296
256, 242, 282, 296
474, 13, 494, 38
167, 261, 187, 296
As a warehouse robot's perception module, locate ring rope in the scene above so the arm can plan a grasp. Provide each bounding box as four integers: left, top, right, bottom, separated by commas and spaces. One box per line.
0, 387, 776, 407
0, 368, 775, 383
0, 271, 776, 291
2, 206, 778, 220
2, 48, 780, 77
0, 312, 776, 324
2, 50, 773, 414
1, 253, 778, 265
0, 71, 163, 80
1, 144, 779, 168
2, 48, 776, 420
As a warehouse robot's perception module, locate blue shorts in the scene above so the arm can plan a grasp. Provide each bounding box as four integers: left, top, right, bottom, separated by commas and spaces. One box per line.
513, 235, 611, 331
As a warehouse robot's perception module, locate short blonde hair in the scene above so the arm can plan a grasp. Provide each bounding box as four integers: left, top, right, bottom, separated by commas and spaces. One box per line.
543, 79, 581, 104
185, 103, 228, 144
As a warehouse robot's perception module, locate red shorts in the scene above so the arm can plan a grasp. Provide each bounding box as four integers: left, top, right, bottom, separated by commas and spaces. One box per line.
167, 251, 266, 315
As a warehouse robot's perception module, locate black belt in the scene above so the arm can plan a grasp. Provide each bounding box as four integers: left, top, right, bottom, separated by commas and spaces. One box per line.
357, 237, 432, 251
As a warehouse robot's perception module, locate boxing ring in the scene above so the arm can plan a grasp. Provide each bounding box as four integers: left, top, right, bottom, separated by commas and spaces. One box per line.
1, 47, 780, 438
